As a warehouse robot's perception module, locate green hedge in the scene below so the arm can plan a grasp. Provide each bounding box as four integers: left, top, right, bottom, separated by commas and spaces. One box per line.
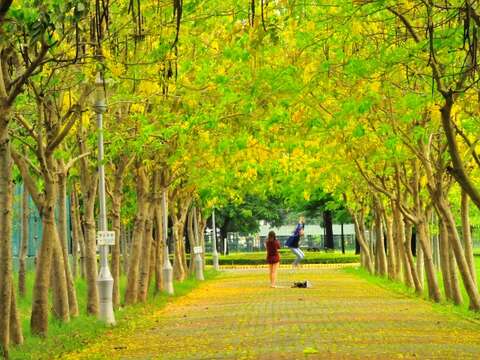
203, 251, 360, 265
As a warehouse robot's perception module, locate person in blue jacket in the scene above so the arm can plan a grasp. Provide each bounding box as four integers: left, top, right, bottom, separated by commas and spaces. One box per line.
285, 217, 305, 267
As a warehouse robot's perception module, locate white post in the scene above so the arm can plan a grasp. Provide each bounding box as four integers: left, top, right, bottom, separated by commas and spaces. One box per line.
212, 208, 220, 270
161, 188, 174, 295
95, 72, 115, 325
193, 206, 204, 280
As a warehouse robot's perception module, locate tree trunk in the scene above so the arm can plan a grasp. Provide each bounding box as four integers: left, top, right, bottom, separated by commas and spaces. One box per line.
138, 204, 154, 302
411, 227, 417, 256
351, 211, 374, 274
323, 210, 334, 250
154, 199, 164, 293
173, 218, 187, 281
122, 225, 130, 275
431, 213, 440, 269
57, 170, 78, 317
0, 18, 44, 352
110, 179, 123, 308
109, 156, 131, 308
404, 221, 422, 294
440, 92, 480, 212
30, 206, 55, 336
355, 220, 367, 269
9, 281, 22, 345
28, 169, 70, 324
461, 189, 477, 286
417, 220, 441, 302
15, 150, 72, 326
71, 189, 86, 280
20, 150, 73, 333
392, 220, 402, 281
373, 201, 387, 276
19, 183, 29, 297
340, 223, 345, 254
125, 165, 149, 305
82, 186, 99, 315
369, 223, 375, 261
199, 214, 207, 270
436, 195, 480, 310
148, 229, 157, 294
50, 226, 70, 322
145, 173, 160, 299
384, 213, 397, 280
78, 119, 100, 315
415, 232, 424, 291
171, 195, 191, 282
188, 209, 195, 274
438, 218, 453, 301
79, 225, 86, 282
447, 231, 463, 305
393, 203, 413, 287
70, 192, 78, 279
0, 123, 20, 355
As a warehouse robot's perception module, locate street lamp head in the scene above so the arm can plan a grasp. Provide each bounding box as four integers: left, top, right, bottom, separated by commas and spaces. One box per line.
94, 72, 107, 113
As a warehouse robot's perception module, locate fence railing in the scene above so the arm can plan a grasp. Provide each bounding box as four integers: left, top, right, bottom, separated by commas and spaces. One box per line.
204, 233, 357, 254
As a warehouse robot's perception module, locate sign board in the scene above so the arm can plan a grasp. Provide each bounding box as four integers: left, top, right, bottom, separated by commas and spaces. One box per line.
193, 246, 203, 254
97, 231, 115, 246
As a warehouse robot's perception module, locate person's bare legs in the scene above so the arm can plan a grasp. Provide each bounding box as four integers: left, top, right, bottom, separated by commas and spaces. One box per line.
271, 262, 279, 287
268, 263, 273, 286
273, 262, 280, 286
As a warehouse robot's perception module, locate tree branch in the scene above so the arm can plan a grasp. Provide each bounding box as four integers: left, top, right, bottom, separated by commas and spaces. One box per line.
10, 132, 37, 155
7, 41, 49, 106
452, 120, 480, 169
47, 87, 92, 154
386, 7, 420, 42
0, 0, 13, 24
11, 149, 44, 208
399, 201, 418, 224
441, 92, 480, 210
65, 152, 91, 172
354, 159, 394, 199
387, 5, 446, 94
14, 113, 38, 139
46, 105, 81, 154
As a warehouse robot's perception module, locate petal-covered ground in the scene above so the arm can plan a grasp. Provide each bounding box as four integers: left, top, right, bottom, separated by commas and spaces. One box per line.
66, 266, 480, 359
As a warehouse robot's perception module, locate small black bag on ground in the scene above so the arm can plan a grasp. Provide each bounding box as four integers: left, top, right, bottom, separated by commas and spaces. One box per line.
291, 281, 312, 288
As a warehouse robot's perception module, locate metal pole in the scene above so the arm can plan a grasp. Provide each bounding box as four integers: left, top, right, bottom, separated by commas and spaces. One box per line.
162, 188, 174, 294
212, 208, 219, 270
95, 72, 115, 325
193, 206, 204, 280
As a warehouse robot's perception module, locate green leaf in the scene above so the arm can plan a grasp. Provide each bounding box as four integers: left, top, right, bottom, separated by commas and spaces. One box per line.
303, 347, 319, 355
352, 124, 365, 138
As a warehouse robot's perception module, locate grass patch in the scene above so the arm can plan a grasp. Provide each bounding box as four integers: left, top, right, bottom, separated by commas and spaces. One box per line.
205, 250, 359, 265
344, 257, 480, 322
10, 269, 218, 360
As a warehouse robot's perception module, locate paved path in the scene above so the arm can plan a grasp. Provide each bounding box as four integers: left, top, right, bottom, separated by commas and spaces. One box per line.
67, 267, 480, 359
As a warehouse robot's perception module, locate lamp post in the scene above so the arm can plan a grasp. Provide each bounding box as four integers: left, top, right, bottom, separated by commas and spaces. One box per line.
212, 208, 219, 270
161, 188, 174, 295
193, 206, 204, 281
95, 72, 115, 325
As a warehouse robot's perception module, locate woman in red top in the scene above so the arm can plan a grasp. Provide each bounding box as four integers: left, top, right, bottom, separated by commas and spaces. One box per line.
266, 230, 280, 288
